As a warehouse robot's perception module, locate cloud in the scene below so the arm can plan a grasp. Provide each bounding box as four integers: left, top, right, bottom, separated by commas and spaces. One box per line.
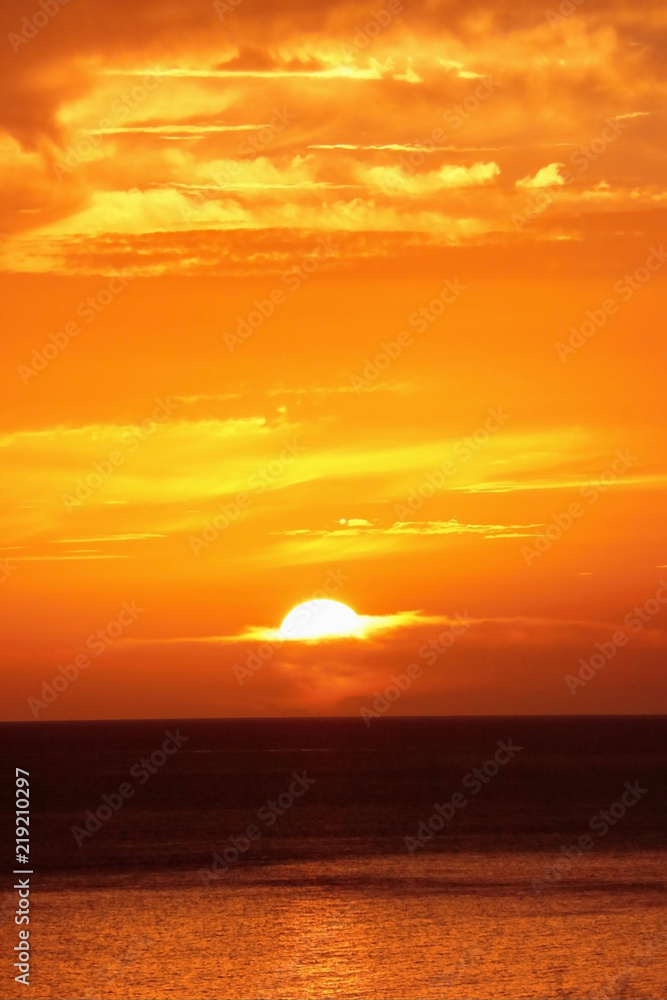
361, 162, 501, 196
203, 609, 464, 643
0, 415, 301, 526
54, 533, 165, 542
10, 553, 131, 562
278, 518, 542, 539
516, 163, 566, 189
105, 610, 667, 715
89, 123, 274, 136
2, 0, 665, 274
119, 610, 474, 647
451, 475, 667, 493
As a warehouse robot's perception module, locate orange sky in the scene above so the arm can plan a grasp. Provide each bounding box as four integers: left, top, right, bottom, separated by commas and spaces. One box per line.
1, 0, 666, 720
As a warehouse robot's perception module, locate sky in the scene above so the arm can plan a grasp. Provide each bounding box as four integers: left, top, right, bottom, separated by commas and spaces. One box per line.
1, 0, 666, 720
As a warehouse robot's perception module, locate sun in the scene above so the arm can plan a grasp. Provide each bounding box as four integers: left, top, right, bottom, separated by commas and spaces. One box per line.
280, 599, 362, 640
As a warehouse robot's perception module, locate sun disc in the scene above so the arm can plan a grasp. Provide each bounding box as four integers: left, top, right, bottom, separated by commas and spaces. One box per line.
280, 599, 361, 640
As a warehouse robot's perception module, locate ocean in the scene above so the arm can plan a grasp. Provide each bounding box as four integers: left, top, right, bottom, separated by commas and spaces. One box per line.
1, 716, 666, 999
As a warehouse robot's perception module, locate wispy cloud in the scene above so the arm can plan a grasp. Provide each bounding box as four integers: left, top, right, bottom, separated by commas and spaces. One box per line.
54, 534, 165, 543
119, 611, 473, 647
278, 518, 542, 539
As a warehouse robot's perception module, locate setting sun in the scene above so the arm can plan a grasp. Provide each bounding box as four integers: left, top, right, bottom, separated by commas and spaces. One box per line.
280, 600, 362, 640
